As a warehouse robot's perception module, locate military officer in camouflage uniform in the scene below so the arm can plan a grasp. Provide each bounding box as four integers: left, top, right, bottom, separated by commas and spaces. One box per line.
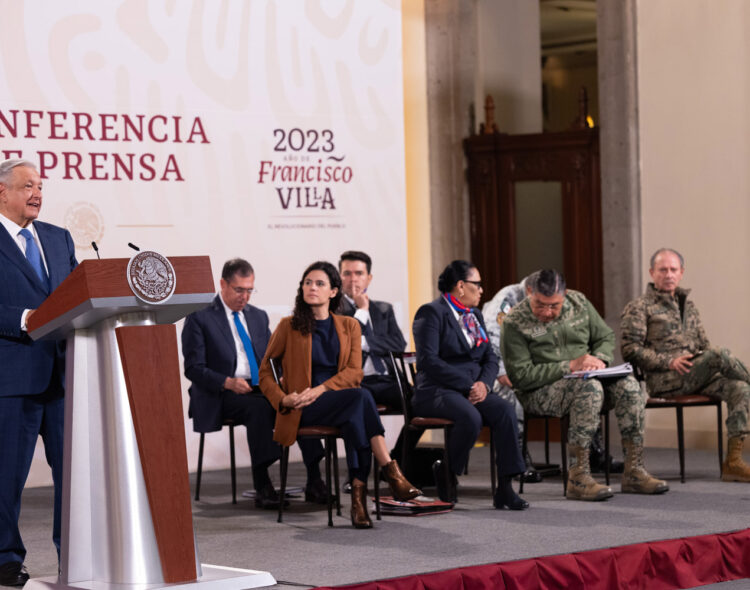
621, 248, 750, 482
502, 269, 668, 501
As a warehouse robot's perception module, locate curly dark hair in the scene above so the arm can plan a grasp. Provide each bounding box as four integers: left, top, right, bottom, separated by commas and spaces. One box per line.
290, 261, 343, 335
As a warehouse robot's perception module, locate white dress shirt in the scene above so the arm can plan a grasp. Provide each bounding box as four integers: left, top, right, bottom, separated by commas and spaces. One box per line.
344, 293, 381, 376
444, 296, 474, 347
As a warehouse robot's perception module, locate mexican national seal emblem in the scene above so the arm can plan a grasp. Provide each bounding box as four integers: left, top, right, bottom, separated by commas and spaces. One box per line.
64, 201, 104, 249
126, 251, 176, 304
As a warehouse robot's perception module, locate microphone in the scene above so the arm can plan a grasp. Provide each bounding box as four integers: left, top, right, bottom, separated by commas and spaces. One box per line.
128, 242, 140, 252
91, 241, 101, 260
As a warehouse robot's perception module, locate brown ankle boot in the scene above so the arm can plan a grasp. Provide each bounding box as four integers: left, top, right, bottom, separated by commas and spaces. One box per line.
350, 480, 373, 529
621, 440, 669, 494
566, 444, 613, 501
722, 436, 750, 482
382, 460, 422, 501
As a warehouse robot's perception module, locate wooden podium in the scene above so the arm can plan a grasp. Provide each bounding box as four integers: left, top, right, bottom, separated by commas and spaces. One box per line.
24, 256, 275, 590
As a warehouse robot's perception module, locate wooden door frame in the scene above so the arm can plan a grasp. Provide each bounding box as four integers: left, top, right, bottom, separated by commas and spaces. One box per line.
464, 128, 603, 314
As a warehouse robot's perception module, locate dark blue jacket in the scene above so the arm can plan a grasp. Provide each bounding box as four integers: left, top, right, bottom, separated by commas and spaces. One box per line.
0, 220, 77, 397
412, 296, 498, 398
181, 295, 270, 432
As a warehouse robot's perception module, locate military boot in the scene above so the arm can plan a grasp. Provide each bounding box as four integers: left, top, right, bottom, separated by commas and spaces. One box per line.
566, 445, 613, 501
621, 440, 669, 494
721, 436, 750, 482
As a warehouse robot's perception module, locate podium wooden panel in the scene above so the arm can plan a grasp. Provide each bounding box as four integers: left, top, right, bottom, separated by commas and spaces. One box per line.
117, 324, 196, 583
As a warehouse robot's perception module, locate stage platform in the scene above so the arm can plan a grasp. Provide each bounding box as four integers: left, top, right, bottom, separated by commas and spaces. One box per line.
11, 442, 750, 590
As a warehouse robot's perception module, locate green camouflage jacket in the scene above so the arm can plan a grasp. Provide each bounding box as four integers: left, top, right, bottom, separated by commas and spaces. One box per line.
620, 283, 709, 394
501, 290, 614, 392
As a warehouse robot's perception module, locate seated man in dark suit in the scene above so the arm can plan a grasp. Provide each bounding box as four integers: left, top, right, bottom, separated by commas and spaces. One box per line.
337, 250, 414, 461
182, 259, 290, 508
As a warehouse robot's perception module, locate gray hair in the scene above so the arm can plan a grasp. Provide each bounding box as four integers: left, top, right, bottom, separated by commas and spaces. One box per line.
0, 159, 37, 184
649, 248, 684, 270
519, 270, 540, 292
528, 269, 566, 297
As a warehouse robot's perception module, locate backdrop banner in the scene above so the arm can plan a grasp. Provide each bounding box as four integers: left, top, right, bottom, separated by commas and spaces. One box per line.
0, 0, 408, 483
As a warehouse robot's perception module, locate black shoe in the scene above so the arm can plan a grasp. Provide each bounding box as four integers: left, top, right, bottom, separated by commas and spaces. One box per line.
608, 458, 624, 474
432, 460, 457, 503
343, 481, 352, 494
493, 476, 529, 511
0, 561, 29, 587
590, 455, 625, 474
520, 467, 543, 483
304, 478, 329, 504
589, 429, 624, 473
254, 484, 287, 510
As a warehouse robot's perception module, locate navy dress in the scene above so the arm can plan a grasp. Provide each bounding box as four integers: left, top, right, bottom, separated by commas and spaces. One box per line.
298, 316, 384, 481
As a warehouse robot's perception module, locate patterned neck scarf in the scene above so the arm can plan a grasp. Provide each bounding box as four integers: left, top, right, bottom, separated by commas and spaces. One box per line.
443, 293, 488, 347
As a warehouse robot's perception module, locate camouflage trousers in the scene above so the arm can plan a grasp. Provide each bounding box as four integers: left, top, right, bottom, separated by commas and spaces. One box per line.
669, 347, 750, 438
517, 375, 646, 448
494, 381, 525, 430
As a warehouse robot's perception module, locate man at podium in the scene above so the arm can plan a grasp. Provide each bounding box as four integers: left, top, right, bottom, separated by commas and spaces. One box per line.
0, 159, 78, 587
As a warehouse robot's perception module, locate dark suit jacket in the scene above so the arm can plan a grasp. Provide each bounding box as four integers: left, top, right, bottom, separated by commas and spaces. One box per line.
412, 297, 498, 398
0, 220, 78, 397
181, 295, 271, 433
258, 313, 363, 446
337, 297, 406, 365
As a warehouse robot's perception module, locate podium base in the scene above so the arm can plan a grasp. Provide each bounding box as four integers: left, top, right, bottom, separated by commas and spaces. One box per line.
24, 564, 276, 590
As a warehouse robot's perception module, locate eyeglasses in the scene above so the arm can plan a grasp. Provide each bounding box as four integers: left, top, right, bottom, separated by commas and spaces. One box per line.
463, 279, 483, 289
231, 286, 257, 296
529, 297, 562, 311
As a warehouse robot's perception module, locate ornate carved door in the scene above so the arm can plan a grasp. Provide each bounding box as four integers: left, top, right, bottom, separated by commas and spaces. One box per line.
463, 103, 603, 313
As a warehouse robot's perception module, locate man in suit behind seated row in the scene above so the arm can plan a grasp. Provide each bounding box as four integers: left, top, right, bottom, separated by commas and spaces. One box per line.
336, 250, 415, 461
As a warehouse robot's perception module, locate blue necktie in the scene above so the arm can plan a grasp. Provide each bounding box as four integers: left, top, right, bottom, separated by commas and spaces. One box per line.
232, 311, 259, 386
19, 228, 49, 287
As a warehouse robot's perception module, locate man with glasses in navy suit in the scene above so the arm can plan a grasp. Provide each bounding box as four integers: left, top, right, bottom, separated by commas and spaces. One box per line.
0, 159, 78, 586
182, 258, 285, 509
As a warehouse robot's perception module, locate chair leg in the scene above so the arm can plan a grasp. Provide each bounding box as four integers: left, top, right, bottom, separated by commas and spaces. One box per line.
490, 431, 496, 498
544, 418, 550, 464
676, 406, 686, 483
560, 417, 569, 497
277, 446, 289, 523
332, 439, 341, 517
228, 425, 237, 504
443, 426, 454, 499
717, 402, 724, 477
374, 456, 381, 521
195, 433, 205, 501
324, 437, 334, 527
520, 418, 529, 494
603, 412, 610, 486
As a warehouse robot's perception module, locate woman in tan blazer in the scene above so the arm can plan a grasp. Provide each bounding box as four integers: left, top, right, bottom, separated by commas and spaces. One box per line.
259, 261, 420, 528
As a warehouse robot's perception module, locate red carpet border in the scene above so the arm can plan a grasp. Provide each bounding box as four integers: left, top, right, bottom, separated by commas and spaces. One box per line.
315, 528, 750, 590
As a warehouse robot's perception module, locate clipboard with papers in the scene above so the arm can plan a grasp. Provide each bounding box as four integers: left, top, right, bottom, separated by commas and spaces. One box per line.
564, 362, 634, 380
